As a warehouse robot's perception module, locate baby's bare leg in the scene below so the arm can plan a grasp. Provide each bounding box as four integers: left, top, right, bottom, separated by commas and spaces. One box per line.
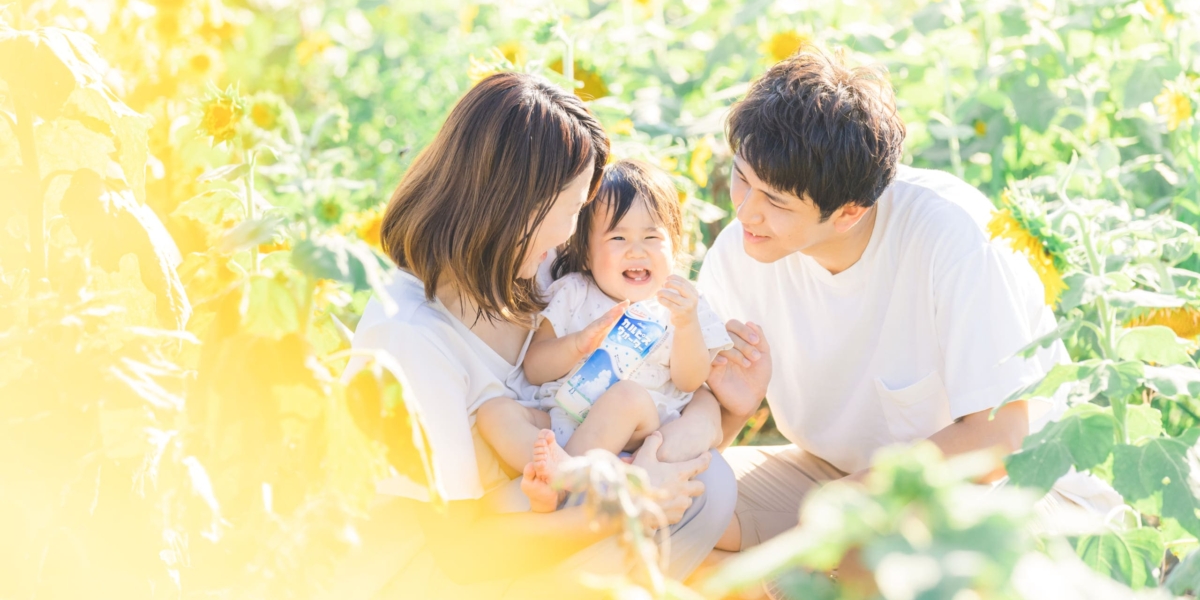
475, 397, 551, 473
564, 381, 660, 455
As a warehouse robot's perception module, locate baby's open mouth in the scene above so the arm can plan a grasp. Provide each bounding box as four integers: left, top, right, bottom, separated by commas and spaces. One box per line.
623, 268, 651, 283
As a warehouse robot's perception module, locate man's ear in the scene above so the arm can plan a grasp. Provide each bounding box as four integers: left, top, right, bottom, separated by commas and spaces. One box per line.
832, 202, 870, 233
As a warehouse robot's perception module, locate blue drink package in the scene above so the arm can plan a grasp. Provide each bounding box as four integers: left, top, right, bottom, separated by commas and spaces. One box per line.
555, 300, 671, 422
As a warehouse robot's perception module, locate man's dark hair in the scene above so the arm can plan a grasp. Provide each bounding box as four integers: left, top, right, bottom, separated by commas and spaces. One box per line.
726, 45, 906, 220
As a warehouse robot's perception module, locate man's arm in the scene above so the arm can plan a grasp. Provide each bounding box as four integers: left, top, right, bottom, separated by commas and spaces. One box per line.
705, 320, 772, 449
842, 400, 1030, 483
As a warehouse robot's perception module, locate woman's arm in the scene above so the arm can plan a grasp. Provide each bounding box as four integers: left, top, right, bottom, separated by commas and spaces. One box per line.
523, 303, 629, 385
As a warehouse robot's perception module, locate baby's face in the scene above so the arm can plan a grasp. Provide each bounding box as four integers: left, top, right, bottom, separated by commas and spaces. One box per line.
587, 200, 674, 303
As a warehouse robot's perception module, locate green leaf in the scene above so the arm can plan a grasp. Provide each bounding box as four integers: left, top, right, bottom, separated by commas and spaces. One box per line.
197, 163, 249, 183
1107, 290, 1187, 310
1144, 365, 1200, 399
217, 214, 285, 253
60, 169, 190, 328
996, 360, 1100, 412
344, 352, 441, 506
65, 86, 151, 202
1006, 404, 1118, 491
1012, 317, 1081, 359
1075, 527, 1165, 589
241, 275, 300, 339
1127, 404, 1165, 444
1116, 326, 1194, 367
172, 189, 245, 227
291, 235, 396, 313
1058, 273, 1106, 312
1112, 429, 1200, 539
1166, 548, 1200, 595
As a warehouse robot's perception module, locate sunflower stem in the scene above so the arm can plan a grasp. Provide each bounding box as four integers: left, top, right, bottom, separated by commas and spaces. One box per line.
1061, 209, 1116, 359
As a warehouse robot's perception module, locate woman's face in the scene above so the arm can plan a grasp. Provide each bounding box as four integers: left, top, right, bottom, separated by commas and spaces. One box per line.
520, 168, 593, 279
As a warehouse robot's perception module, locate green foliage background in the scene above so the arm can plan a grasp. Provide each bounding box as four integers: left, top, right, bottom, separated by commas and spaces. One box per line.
3, 0, 1200, 598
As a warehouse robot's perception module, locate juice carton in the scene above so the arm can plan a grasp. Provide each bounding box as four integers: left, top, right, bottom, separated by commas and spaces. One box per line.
555, 300, 671, 422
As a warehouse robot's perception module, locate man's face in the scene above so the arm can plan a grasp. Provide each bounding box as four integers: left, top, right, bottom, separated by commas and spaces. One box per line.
729, 156, 840, 263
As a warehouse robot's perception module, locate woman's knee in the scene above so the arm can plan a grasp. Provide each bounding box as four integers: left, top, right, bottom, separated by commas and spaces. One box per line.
687, 451, 737, 528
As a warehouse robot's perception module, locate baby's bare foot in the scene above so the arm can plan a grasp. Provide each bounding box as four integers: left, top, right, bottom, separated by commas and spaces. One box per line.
520, 463, 559, 513
532, 429, 571, 486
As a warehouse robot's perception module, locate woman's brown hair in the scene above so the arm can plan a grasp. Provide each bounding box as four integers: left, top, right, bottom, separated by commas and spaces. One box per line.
552, 159, 683, 280
381, 72, 609, 322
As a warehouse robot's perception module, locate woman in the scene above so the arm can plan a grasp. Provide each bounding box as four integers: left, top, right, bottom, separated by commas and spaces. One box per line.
337, 73, 736, 599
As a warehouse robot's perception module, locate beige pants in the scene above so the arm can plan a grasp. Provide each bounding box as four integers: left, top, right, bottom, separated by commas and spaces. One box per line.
723, 444, 848, 550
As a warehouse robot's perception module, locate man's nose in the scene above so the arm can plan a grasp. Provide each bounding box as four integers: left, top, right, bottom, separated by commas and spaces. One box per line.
735, 187, 762, 223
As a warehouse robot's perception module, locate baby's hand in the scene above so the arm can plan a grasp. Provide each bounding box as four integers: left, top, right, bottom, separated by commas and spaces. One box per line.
574, 300, 630, 356
657, 275, 699, 326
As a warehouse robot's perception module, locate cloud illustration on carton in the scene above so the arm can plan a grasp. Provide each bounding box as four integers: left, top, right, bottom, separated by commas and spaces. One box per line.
576, 369, 614, 400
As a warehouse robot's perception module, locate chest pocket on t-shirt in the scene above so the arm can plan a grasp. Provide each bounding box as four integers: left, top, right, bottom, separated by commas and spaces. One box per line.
874, 371, 953, 442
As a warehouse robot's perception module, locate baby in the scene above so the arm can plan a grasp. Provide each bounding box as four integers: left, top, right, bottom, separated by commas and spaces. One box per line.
520, 159, 732, 512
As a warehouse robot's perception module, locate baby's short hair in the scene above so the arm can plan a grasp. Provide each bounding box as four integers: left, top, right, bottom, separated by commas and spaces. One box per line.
552, 159, 683, 280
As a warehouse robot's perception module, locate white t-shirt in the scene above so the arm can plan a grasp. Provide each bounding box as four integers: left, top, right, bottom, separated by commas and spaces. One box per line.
534, 272, 733, 429
342, 270, 539, 502
697, 166, 1068, 473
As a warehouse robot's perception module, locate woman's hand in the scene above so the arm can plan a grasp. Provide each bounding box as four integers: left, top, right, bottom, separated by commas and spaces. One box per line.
707, 320, 771, 418
657, 275, 700, 327
572, 300, 629, 356
631, 432, 710, 527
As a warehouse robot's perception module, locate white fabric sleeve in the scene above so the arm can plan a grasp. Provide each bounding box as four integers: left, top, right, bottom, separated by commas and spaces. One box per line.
346, 320, 486, 503
538, 272, 588, 338
934, 242, 1055, 420
697, 295, 734, 353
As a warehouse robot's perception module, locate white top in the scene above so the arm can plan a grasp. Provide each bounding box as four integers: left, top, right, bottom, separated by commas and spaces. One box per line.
697, 166, 1068, 473
535, 272, 733, 417
343, 269, 538, 502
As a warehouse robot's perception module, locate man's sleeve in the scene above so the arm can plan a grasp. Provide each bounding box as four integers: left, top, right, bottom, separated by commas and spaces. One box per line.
934, 241, 1058, 420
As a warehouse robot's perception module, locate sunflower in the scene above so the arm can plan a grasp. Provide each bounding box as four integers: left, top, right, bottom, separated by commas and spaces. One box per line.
184, 45, 222, 83
497, 41, 527, 66
296, 31, 333, 66
1143, 0, 1179, 29
315, 198, 344, 226
610, 119, 635, 136
248, 93, 286, 131
549, 58, 609, 100
1126, 306, 1200, 339
1155, 82, 1194, 132
353, 207, 385, 252
198, 86, 244, 145
987, 190, 1071, 306
467, 54, 504, 85
760, 30, 812, 64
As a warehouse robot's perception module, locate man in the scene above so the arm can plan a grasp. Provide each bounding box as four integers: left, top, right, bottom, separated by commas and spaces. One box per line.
699, 46, 1068, 552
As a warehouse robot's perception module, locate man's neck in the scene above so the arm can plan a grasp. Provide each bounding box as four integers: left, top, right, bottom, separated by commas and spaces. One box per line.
810, 205, 878, 276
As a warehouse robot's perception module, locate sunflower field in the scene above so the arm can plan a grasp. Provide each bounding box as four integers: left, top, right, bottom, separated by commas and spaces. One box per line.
4, 0, 1200, 598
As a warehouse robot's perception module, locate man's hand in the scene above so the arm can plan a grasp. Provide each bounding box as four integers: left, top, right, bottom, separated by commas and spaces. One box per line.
707, 320, 771, 418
